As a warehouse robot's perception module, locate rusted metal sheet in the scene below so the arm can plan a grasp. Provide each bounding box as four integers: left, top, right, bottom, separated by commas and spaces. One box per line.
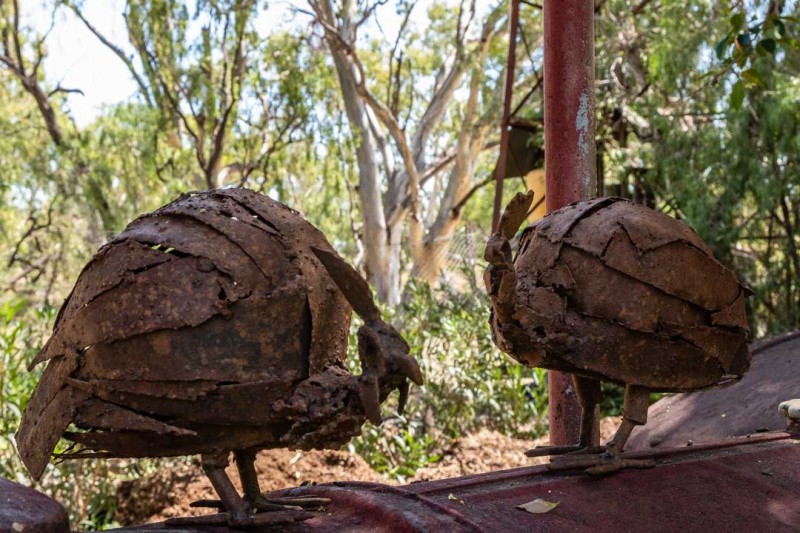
543, 0, 598, 446
17, 188, 423, 527
47, 239, 173, 338
629, 330, 800, 450
0, 477, 70, 533
77, 289, 313, 383
121, 215, 266, 292
485, 193, 751, 463
115, 434, 800, 532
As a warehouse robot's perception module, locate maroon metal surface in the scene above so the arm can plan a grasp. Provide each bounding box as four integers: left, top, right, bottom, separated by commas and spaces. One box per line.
543, 0, 597, 446
119, 434, 800, 532
0, 477, 69, 533
491, 0, 521, 232
630, 330, 800, 450
543, 0, 597, 201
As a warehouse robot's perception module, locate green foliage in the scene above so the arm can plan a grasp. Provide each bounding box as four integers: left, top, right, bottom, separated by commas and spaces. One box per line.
347, 280, 548, 482
593, 0, 800, 336
2, 0, 800, 526
0, 299, 172, 530
0, 301, 43, 440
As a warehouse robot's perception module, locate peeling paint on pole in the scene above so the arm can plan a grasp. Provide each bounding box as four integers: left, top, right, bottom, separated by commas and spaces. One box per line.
575, 91, 594, 193
575, 91, 591, 159
543, 0, 597, 446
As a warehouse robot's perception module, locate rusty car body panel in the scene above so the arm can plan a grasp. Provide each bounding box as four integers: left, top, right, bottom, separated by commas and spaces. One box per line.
115, 433, 800, 532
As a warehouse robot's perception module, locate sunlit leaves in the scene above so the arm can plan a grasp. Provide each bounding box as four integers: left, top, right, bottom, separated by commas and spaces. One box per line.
714, 6, 799, 110
730, 79, 746, 109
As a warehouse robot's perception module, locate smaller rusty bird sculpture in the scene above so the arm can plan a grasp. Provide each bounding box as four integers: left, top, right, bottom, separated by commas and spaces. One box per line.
485, 192, 750, 474
16, 188, 422, 527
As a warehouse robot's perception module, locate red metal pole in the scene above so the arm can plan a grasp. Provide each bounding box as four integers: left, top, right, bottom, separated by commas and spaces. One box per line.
491, 0, 521, 232
544, 0, 597, 445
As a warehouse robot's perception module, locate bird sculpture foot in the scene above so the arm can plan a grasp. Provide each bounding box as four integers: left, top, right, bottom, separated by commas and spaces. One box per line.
167, 495, 329, 528
188, 494, 331, 511
546, 452, 655, 475
525, 444, 606, 458
251, 495, 332, 512
165, 508, 314, 528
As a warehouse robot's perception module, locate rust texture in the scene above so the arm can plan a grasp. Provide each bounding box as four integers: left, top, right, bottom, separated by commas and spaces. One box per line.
16, 188, 422, 527
543, 0, 598, 446
485, 192, 751, 469
543, 0, 597, 205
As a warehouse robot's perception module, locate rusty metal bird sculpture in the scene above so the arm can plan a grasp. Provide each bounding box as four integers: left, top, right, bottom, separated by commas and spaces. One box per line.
485, 192, 750, 474
16, 188, 422, 527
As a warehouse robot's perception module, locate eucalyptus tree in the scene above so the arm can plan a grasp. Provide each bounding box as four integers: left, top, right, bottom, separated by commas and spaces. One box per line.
9, 0, 546, 306
5, 0, 798, 330
1, 0, 326, 301
0, 0, 116, 304
305, 0, 544, 304
67, 0, 257, 189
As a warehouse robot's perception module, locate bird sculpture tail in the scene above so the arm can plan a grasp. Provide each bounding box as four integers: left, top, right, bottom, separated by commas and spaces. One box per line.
16, 356, 87, 480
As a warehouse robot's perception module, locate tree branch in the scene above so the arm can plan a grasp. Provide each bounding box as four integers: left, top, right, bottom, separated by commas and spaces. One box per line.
451, 175, 494, 216
48, 84, 85, 97
386, 1, 416, 109
312, 2, 422, 230
207, 4, 251, 185
410, 3, 505, 170
0, 0, 64, 146
65, 0, 154, 108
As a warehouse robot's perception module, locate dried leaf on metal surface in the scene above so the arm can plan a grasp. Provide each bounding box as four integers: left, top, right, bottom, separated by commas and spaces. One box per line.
517, 498, 559, 514
447, 493, 465, 505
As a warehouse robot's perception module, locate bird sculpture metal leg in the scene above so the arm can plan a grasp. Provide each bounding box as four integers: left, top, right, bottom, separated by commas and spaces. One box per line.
166, 451, 324, 527
548, 384, 656, 475
526, 376, 604, 458
235, 449, 264, 508
234, 449, 331, 513
175, 451, 254, 527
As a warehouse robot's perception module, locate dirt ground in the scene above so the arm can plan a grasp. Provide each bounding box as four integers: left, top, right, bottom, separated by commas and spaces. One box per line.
116, 418, 620, 525
413, 416, 619, 481
115, 448, 383, 524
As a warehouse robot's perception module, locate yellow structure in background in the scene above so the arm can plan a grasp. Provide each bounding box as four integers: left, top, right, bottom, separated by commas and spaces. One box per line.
525, 168, 547, 222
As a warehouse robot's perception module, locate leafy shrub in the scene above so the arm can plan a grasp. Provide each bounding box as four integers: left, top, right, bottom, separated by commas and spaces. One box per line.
0, 300, 164, 531
347, 279, 549, 482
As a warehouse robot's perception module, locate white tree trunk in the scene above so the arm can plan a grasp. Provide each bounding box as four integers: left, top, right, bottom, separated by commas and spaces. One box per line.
311, 0, 509, 305
317, 0, 402, 303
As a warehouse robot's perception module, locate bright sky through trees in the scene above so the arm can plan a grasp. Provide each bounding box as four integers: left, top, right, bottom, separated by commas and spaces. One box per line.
25, 0, 419, 126
26, 0, 136, 125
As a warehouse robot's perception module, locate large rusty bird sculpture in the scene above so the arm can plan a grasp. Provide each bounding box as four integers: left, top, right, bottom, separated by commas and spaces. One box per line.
16, 188, 422, 527
485, 192, 750, 473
